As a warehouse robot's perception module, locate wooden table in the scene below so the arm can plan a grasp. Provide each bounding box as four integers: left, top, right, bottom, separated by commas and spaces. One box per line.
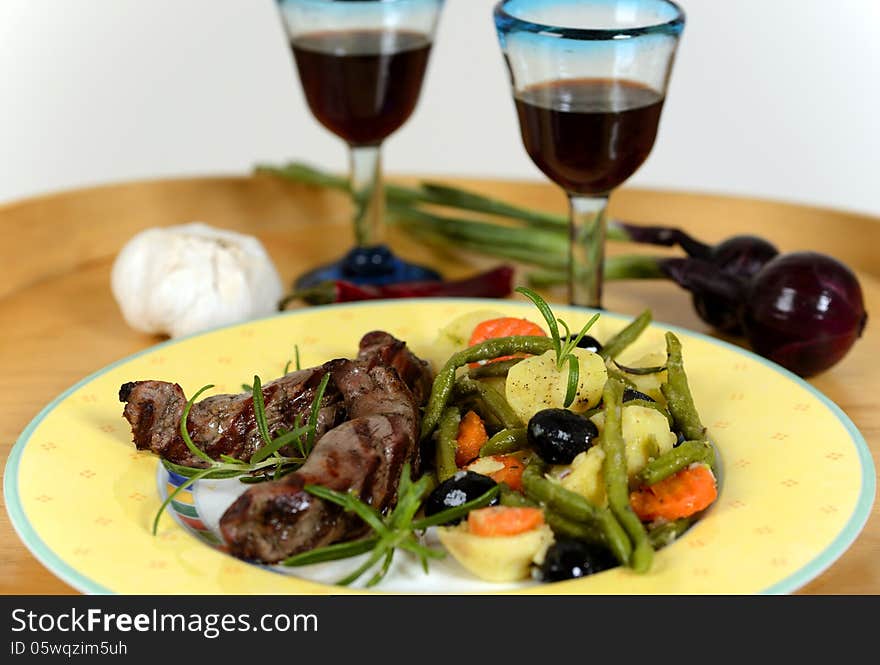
1, 174, 878, 594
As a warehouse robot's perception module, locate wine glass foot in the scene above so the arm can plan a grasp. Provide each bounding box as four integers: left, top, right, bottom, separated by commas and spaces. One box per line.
294, 244, 442, 289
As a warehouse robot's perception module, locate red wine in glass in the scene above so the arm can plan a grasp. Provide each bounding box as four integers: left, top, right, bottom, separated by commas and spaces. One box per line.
515, 78, 665, 195
292, 30, 432, 147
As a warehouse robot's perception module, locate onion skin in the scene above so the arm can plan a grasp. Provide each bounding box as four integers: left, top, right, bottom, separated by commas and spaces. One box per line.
741, 252, 868, 377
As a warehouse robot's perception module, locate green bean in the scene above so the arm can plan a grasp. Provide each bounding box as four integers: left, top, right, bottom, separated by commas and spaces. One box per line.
468, 358, 524, 379
503, 475, 616, 548
606, 365, 638, 389
599, 310, 652, 360
600, 379, 653, 573
480, 428, 528, 457
435, 407, 461, 482
522, 462, 632, 565
466, 397, 504, 431
639, 440, 715, 486
544, 510, 607, 547
454, 376, 522, 430
582, 405, 604, 421
647, 518, 693, 550
420, 336, 554, 441
661, 332, 707, 442
499, 484, 537, 508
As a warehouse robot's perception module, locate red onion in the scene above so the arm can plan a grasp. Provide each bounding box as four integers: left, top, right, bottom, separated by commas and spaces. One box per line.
740, 252, 868, 377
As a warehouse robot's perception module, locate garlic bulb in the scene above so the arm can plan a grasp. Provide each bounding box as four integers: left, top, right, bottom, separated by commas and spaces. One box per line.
111, 222, 284, 338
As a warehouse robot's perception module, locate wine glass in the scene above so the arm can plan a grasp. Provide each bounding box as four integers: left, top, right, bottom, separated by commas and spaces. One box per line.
278, 0, 445, 288
494, 0, 685, 308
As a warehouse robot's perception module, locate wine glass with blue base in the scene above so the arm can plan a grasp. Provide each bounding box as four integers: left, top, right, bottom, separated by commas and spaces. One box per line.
495, 0, 685, 308
278, 0, 445, 288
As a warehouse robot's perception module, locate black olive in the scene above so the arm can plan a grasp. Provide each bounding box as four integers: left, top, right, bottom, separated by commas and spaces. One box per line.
423, 471, 499, 525
565, 334, 603, 353
527, 409, 598, 464
622, 388, 655, 403
541, 539, 617, 582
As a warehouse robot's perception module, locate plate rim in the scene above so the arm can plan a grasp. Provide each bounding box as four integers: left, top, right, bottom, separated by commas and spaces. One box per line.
4, 297, 876, 595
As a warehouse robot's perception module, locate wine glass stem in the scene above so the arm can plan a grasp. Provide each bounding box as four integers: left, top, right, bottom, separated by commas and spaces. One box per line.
349, 144, 385, 248
568, 193, 608, 309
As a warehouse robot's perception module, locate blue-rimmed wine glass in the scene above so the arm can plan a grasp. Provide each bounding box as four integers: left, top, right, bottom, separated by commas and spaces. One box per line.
278, 0, 445, 288
494, 0, 685, 308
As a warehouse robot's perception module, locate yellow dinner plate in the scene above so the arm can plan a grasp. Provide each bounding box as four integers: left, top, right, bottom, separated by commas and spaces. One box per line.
4, 299, 875, 594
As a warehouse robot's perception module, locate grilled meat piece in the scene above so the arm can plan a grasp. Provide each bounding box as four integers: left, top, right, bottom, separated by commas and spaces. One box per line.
119, 369, 342, 468
119, 331, 430, 468
219, 357, 424, 563
357, 331, 432, 405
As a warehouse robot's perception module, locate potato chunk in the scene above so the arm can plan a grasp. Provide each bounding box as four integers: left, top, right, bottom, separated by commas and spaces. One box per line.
559, 446, 607, 507
505, 349, 606, 423
437, 524, 554, 582
622, 405, 677, 481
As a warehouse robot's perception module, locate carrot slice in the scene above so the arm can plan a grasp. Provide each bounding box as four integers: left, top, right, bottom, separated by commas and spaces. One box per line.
468, 317, 547, 365
468, 454, 526, 492
455, 411, 488, 467
629, 464, 718, 522
468, 506, 545, 537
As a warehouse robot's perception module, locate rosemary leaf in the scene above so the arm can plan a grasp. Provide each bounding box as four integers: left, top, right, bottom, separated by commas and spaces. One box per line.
153, 467, 216, 535
304, 485, 388, 536
251, 376, 273, 447
366, 550, 396, 588
564, 355, 579, 408
179, 385, 215, 466
336, 546, 388, 587
283, 537, 379, 567
305, 374, 331, 455
249, 425, 309, 464
515, 287, 562, 359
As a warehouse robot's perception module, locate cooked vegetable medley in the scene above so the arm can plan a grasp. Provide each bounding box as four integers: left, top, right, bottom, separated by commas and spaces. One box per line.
417, 289, 718, 584
282, 289, 718, 586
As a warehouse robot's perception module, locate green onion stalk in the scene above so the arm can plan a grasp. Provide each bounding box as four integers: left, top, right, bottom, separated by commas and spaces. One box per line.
255, 161, 712, 257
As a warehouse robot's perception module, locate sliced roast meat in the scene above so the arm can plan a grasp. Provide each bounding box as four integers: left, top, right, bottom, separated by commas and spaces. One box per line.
357, 330, 432, 405
119, 367, 342, 468
118, 331, 430, 468
218, 358, 423, 563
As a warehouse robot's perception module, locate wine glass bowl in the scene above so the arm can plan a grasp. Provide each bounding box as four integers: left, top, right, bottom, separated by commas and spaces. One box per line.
495, 0, 685, 307
278, 0, 444, 287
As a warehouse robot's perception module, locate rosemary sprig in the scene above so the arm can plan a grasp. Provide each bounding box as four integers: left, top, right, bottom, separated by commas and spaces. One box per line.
305, 374, 331, 456
153, 374, 331, 534
283, 465, 500, 587
515, 287, 601, 408
251, 375, 272, 446
245, 344, 304, 392
287, 345, 301, 373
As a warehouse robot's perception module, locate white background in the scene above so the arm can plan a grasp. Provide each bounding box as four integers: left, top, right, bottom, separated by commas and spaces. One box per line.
1, 0, 878, 216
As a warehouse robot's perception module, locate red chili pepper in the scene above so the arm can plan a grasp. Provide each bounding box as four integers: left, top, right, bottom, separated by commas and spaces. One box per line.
283, 265, 515, 306
379, 265, 514, 299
